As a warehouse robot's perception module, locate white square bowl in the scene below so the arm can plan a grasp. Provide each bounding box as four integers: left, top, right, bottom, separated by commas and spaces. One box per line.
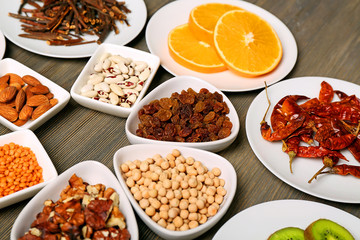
113, 144, 237, 240
0, 129, 58, 209
0, 58, 71, 131
11, 161, 139, 240
71, 43, 160, 118
125, 75, 240, 152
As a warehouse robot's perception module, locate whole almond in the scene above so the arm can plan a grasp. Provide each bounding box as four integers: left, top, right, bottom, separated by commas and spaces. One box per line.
45, 92, 54, 99
0, 83, 8, 92
0, 105, 18, 122
10, 82, 22, 91
13, 119, 27, 126
15, 89, 26, 112
19, 105, 33, 121
49, 98, 58, 107
22, 75, 41, 86
0, 86, 17, 103
24, 86, 34, 99
7, 73, 25, 86
0, 75, 9, 85
27, 95, 49, 107
30, 85, 49, 95
31, 102, 52, 120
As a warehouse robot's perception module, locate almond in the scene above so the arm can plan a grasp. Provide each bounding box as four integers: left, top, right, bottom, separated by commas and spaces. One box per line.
49, 98, 58, 107
15, 89, 26, 112
0, 83, 8, 92
19, 105, 33, 121
7, 73, 25, 86
10, 82, 22, 91
30, 85, 50, 95
24, 85, 34, 99
31, 102, 52, 120
0, 86, 17, 103
22, 75, 41, 86
0, 105, 18, 122
27, 95, 49, 107
45, 92, 54, 99
13, 119, 27, 126
0, 75, 9, 85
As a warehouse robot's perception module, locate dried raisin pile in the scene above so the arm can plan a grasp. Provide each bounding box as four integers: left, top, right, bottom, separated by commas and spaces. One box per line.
136, 88, 232, 142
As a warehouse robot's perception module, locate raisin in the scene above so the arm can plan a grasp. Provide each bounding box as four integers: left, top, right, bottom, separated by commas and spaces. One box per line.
203, 111, 215, 122
194, 101, 205, 112
154, 109, 172, 121
218, 127, 231, 139
179, 127, 192, 137
159, 98, 173, 110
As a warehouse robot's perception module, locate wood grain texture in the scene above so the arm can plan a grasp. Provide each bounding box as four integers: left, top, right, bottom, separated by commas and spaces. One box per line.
1, 0, 359, 239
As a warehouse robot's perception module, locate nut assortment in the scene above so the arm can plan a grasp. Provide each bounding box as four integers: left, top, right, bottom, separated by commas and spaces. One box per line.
0, 73, 58, 126
80, 53, 151, 108
136, 88, 232, 142
121, 149, 227, 231
0, 142, 43, 198
19, 174, 130, 240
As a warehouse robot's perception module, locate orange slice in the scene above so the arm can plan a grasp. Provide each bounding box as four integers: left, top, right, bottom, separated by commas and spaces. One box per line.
188, 3, 242, 45
214, 10, 283, 77
168, 23, 227, 73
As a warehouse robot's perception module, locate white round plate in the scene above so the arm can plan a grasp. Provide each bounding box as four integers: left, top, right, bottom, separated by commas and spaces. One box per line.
246, 76, 360, 203
0, 0, 147, 58
213, 199, 360, 239
0, 30, 5, 59
145, 0, 297, 92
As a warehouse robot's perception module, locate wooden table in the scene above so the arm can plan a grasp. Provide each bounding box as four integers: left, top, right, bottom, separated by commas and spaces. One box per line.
1, 0, 360, 239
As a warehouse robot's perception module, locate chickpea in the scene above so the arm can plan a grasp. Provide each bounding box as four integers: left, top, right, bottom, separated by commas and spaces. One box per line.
189, 188, 198, 197
210, 167, 221, 177
174, 189, 182, 199
179, 199, 189, 210
213, 177, 220, 187
168, 208, 179, 219
163, 179, 171, 189
130, 186, 139, 194
196, 199, 205, 209
158, 187, 166, 197
207, 195, 215, 204
139, 198, 149, 209
180, 223, 189, 231
160, 204, 170, 212
188, 177, 197, 188
160, 197, 169, 205
199, 214, 207, 224
166, 153, 176, 161
150, 198, 161, 209
172, 149, 181, 157
170, 198, 180, 208
186, 166, 197, 176
172, 180, 180, 190
177, 163, 186, 173
144, 177, 152, 187
166, 190, 175, 200
149, 189, 158, 198
128, 162, 137, 170
126, 177, 135, 188
208, 205, 217, 216
137, 177, 145, 185
142, 189, 150, 199
180, 180, 189, 189
180, 209, 189, 219
188, 213, 198, 221
215, 194, 224, 204
139, 161, 149, 172
197, 174, 205, 182
151, 172, 159, 181
145, 206, 155, 216
152, 212, 160, 222
188, 203, 198, 213
204, 177, 214, 186
161, 161, 170, 170
193, 161, 201, 169
186, 157, 195, 165
159, 210, 169, 220
189, 196, 197, 204
173, 216, 184, 228
169, 159, 176, 168
217, 186, 227, 196
120, 163, 129, 173
196, 182, 203, 191
220, 178, 225, 187
146, 157, 154, 164
166, 223, 176, 231
152, 154, 162, 161
134, 159, 141, 168
157, 218, 167, 228
206, 186, 216, 196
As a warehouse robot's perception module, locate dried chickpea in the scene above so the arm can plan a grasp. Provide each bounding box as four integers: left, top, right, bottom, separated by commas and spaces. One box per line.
121, 149, 227, 231
120, 163, 129, 173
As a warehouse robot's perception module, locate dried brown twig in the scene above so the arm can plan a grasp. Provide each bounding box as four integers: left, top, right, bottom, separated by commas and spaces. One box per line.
9, 0, 131, 46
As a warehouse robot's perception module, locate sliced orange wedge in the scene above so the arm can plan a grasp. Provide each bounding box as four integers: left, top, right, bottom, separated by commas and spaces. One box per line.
214, 10, 283, 77
188, 3, 242, 45
168, 23, 227, 73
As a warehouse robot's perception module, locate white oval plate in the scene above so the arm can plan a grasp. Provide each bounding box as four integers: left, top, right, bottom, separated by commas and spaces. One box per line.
0, 30, 5, 59
11, 161, 139, 240
114, 144, 237, 240
246, 76, 360, 203
145, 0, 297, 92
1, 0, 147, 58
125, 75, 240, 153
213, 199, 360, 239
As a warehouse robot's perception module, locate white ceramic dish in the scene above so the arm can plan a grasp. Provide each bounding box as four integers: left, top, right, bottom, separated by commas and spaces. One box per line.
246, 76, 360, 203
0, 130, 57, 209
125, 75, 240, 152
0, 30, 5, 59
11, 161, 139, 240
113, 144, 237, 240
213, 199, 360, 239
71, 43, 160, 118
145, 0, 297, 92
0, 58, 70, 131
1, 0, 147, 58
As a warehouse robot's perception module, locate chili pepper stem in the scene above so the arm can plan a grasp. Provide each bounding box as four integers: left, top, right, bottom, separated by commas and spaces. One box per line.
261, 81, 271, 123
308, 165, 327, 183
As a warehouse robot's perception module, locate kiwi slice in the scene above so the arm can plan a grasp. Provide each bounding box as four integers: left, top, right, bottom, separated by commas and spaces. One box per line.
268, 227, 305, 240
304, 219, 355, 240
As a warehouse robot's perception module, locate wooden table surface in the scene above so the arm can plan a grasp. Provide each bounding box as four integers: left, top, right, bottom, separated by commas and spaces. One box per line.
1, 0, 360, 239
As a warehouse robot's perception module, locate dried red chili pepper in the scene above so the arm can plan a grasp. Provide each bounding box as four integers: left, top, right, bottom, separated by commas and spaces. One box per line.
318, 81, 334, 103
319, 164, 360, 179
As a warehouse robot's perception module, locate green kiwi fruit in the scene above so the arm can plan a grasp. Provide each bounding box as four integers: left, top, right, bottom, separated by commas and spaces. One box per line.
267, 227, 305, 240
304, 219, 355, 240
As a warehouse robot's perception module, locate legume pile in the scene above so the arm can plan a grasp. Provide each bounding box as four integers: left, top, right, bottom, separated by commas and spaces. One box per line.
121, 149, 227, 231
